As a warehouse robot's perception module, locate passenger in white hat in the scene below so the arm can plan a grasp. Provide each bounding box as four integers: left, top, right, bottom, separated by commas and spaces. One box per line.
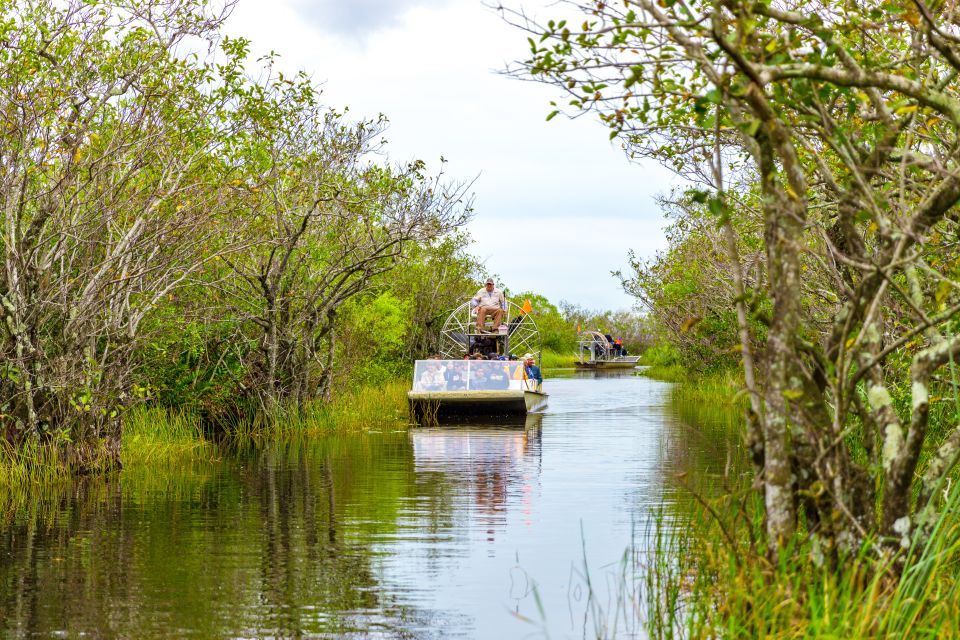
523, 353, 542, 389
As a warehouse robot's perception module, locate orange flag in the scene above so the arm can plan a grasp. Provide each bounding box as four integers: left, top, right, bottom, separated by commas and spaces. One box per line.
577, 323, 581, 333
521, 298, 533, 315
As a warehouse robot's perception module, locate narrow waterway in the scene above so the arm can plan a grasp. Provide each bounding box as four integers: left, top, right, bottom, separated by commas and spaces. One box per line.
0, 371, 740, 639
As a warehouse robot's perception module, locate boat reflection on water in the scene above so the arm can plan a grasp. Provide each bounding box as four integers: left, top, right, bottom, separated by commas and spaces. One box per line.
570, 368, 639, 379
411, 414, 542, 541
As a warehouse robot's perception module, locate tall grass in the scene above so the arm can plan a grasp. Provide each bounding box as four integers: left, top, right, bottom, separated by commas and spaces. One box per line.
636, 481, 960, 639
224, 379, 410, 438
670, 368, 745, 408
122, 407, 216, 466
1, 379, 412, 489
540, 349, 578, 369
0, 437, 71, 487
638, 342, 687, 382
634, 365, 960, 639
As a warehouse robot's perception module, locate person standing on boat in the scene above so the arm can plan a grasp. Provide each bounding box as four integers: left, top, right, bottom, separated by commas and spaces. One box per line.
523, 353, 542, 391
471, 277, 507, 333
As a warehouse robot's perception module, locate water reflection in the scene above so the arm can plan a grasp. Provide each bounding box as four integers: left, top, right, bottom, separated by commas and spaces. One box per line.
0, 376, 740, 639
412, 415, 542, 543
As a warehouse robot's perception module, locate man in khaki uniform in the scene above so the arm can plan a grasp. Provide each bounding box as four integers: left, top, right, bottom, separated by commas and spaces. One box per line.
471, 277, 506, 333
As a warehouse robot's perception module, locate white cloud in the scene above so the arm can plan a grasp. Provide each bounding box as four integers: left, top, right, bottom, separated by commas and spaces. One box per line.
469, 214, 665, 311
288, 0, 454, 39
226, 0, 678, 309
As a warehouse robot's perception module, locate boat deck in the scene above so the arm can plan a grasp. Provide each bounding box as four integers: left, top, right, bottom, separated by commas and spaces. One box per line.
574, 356, 640, 370
408, 389, 547, 420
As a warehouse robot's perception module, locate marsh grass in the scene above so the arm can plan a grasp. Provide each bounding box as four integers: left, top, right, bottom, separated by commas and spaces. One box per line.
0, 437, 71, 487
635, 369, 960, 639
551, 467, 960, 639
1, 379, 411, 490
635, 483, 960, 640
224, 379, 410, 439
122, 407, 216, 466
639, 363, 688, 383
541, 349, 578, 369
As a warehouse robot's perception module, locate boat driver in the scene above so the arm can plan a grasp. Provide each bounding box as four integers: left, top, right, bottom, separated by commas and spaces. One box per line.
471, 277, 507, 333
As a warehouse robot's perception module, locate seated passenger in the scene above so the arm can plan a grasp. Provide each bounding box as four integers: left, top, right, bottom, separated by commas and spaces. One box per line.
469, 366, 491, 390
446, 363, 468, 390
523, 353, 543, 391
447, 370, 467, 391
418, 362, 446, 391
487, 365, 510, 389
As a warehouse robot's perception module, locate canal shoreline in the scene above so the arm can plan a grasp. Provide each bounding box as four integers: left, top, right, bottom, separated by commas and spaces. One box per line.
638, 362, 960, 638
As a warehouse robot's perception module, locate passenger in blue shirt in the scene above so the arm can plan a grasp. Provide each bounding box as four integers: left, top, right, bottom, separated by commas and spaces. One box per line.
523, 353, 542, 390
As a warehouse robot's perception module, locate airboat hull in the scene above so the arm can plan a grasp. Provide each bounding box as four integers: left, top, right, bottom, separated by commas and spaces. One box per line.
408, 389, 548, 420
574, 356, 641, 370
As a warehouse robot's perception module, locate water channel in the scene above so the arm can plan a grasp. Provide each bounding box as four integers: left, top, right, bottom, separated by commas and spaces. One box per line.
0, 371, 739, 639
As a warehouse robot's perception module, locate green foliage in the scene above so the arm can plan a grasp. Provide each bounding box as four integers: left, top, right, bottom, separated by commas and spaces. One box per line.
136, 321, 250, 416
618, 194, 766, 374
509, 291, 577, 354
649, 471, 960, 639
216, 380, 411, 439
637, 378, 960, 638
0, 0, 474, 469
639, 342, 681, 368
375, 232, 482, 359
540, 349, 578, 369
638, 342, 687, 382
513, 0, 960, 563
338, 291, 411, 387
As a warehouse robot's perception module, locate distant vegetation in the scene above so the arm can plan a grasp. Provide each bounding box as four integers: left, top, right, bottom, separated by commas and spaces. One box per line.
507, 291, 650, 359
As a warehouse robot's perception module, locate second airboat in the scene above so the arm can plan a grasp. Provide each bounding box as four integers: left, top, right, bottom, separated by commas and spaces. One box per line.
574, 330, 641, 370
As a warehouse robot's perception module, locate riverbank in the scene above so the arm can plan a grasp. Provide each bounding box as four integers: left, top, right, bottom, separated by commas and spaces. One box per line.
638, 362, 960, 638
0, 381, 412, 490
2, 349, 578, 489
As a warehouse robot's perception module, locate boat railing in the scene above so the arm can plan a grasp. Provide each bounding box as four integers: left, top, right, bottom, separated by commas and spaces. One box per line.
577, 330, 631, 363
438, 298, 542, 362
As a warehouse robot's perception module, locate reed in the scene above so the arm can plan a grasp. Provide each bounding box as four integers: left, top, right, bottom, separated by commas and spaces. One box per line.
122, 407, 216, 466
638, 363, 688, 383
0, 379, 412, 489
0, 438, 68, 486
635, 484, 960, 639
552, 470, 960, 639
222, 379, 411, 439
540, 349, 578, 369
634, 368, 960, 639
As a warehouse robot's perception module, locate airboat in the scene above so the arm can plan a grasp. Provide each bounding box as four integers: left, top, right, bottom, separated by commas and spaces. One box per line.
408, 298, 548, 421
574, 330, 641, 370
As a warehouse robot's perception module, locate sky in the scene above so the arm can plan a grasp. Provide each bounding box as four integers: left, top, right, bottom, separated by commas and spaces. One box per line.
225, 0, 678, 311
